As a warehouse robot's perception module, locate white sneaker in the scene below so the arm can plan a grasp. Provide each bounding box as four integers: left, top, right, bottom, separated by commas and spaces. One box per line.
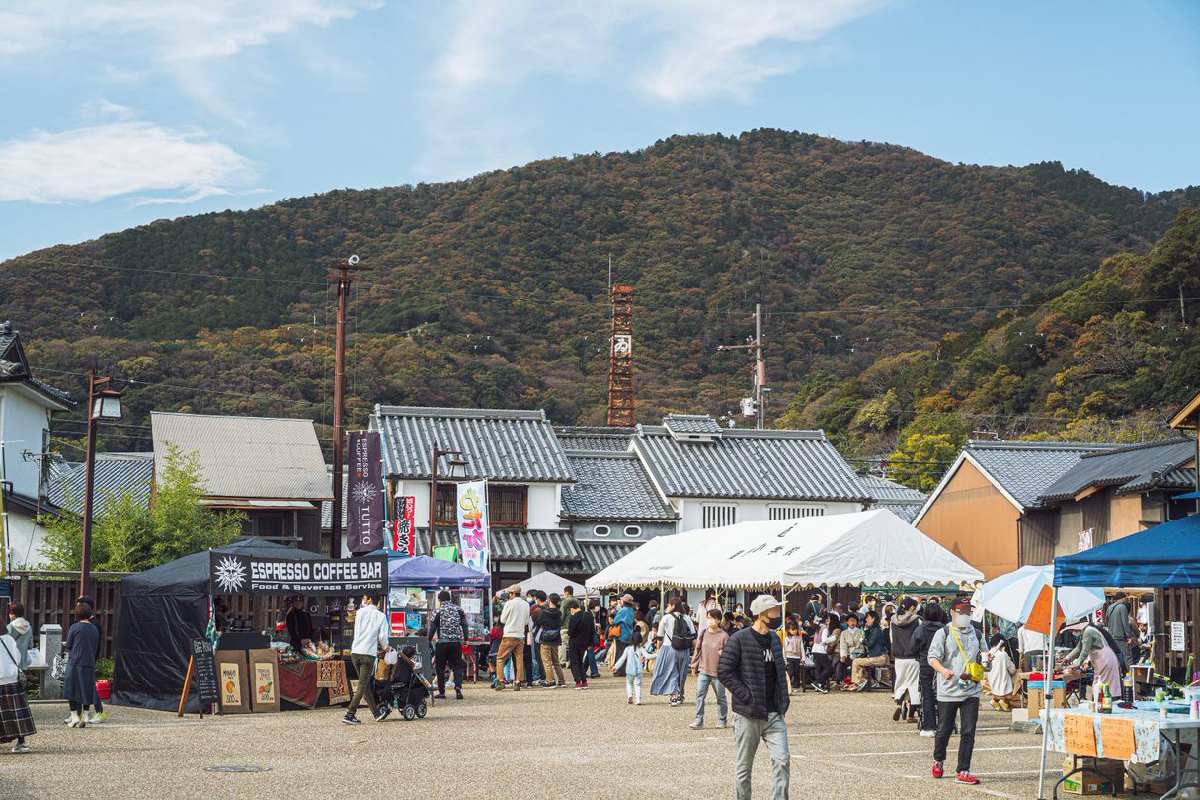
67, 711, 82, 728
11, 742, 31, 753
88, 711, 107, 724
920, 729, 936, 738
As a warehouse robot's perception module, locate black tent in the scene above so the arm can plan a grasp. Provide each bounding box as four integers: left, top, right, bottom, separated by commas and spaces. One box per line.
112, 538, 325, 712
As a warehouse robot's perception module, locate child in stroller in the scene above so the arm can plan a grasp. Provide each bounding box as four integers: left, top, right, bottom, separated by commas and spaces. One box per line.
375, 645, 434, 721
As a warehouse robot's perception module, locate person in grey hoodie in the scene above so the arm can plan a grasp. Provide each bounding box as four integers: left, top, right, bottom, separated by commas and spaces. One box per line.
5, 604, 32, 668
927, 598, 983, 786
889, 597, 921, 722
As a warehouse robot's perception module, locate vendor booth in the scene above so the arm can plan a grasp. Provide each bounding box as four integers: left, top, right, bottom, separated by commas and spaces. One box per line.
112, 538, 386, 713
587, 510, 983, 594
518, 570, 593, 598
383, 554, 491, 641
1037, 513, 1200, 800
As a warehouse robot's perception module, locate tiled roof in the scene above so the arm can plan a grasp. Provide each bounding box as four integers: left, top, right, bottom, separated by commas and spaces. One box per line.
553, 426, 634, 452
320, 467, 348, 530
414, 527, 581, 563
151, 412, 330, 501
47, 452, 154, 516
578, 541, 641, 575
663, 414, 723, 435
632, 424, 869, 502
560, 451, 676, 522
0, 321, 74, 408
964, 440, 1120, 509
373, 405, 574, 483
1039, 438, 1197, 502
860, 475, 926, 523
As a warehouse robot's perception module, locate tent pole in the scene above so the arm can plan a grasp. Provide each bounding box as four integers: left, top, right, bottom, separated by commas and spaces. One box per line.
1036, 586, 1059, 800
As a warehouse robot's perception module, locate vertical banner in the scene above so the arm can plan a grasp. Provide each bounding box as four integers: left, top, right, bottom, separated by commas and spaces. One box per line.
456, 480, 490, 572
348, 431, 384, 554
391, 496, 416, 556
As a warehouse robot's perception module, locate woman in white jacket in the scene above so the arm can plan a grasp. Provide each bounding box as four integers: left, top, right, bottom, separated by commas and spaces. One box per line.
0, 631, 35, 753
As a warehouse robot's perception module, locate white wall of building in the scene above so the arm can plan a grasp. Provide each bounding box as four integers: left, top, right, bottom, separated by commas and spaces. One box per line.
3, 510, 50, 569
392, 479, 565, 529
0, 388, 51, 499
675, 498, 864, 532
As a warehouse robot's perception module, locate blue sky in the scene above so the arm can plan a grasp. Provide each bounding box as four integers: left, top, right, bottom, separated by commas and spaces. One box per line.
1, 0, 1198, 260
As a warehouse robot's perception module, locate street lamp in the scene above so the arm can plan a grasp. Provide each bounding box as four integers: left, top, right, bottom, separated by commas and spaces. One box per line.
428, 443, 468, 552
80, 372, 122, 598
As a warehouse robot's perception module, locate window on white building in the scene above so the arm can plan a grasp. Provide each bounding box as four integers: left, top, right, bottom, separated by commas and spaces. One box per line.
593, 525, 610, 537
701, 504, 737, 528
623, 525, 641, 537
768, 505, 825, 520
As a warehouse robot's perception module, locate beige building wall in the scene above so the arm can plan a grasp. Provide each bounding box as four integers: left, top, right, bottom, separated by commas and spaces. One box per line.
917, 459, 1020, 580
1109, 493, 1145, 541
1054, 506, 1084, 558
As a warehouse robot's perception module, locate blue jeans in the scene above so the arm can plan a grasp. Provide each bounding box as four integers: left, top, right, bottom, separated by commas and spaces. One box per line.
586, 645, 599, 677
734, 712, 790, 800
530, 642, 544, 683
694, 672, 727, 725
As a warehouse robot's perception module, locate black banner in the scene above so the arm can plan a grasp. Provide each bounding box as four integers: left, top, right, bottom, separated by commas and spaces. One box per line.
191, 638, 219, 706
348, 430, 384, 554
209, 553, 387, 595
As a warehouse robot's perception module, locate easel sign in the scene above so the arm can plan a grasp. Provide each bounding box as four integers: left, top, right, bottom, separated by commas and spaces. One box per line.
178, 638, 219, 718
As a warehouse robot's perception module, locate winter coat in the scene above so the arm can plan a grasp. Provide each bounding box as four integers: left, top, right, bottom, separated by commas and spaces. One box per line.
536, 607, 563, 644
889, 611, 921, 659
718, 626, 790, 721
5, 618, 32, 668
567, 609, 596, 649
913, 619, 943, 661
863, 624, 890, 658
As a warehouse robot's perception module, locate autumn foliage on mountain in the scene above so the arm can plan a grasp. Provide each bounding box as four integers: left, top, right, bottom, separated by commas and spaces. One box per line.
1, 130, 1197, 488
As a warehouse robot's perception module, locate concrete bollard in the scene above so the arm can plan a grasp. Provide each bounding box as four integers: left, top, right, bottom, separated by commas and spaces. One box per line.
39, 623, 62, 700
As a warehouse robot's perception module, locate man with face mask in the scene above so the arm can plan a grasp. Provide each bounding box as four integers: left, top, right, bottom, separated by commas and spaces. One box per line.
927, 598, 983, 786
718, 595, 790, 800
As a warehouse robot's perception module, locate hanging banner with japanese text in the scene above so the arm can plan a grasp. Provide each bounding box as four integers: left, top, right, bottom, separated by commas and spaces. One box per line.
456, 480, 490, 572
392, 496, 416, 556
348, 431, 384, 554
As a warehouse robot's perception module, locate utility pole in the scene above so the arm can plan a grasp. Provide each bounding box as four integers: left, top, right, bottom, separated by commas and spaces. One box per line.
80, 372, 123, 598
330, 254, 364, 559
717, 303, 767, 429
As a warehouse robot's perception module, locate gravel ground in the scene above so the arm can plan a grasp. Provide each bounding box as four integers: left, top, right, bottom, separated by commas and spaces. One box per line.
2, 679, 1066, 800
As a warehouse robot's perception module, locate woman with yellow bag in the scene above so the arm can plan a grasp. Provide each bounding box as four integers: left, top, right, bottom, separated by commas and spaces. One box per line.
926, 598, 985, 787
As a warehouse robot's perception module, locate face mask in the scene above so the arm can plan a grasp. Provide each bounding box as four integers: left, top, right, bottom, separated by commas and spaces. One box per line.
953, 612, 970, 627
765, 616, 783, 631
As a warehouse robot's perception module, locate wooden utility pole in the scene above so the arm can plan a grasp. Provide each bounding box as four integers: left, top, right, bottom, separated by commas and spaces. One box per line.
717, 303, 767, 429
330, 254, 363, 559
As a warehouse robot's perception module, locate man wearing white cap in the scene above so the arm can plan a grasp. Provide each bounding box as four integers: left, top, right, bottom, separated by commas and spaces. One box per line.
718, 594, 790, 800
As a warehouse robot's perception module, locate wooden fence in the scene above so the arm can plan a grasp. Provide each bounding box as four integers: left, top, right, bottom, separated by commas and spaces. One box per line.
1157, 587, 1200, 681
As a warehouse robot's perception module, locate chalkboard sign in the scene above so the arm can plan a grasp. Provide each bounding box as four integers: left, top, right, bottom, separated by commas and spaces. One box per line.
191, 639, 218, 706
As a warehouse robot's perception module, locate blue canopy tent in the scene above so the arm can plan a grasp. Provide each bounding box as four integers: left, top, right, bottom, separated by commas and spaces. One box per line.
382, 554, 491, 589
1036, 513, 1200, 798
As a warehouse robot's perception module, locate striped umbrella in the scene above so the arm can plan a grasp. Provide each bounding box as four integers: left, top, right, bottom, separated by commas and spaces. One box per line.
980, 564, 1105, 634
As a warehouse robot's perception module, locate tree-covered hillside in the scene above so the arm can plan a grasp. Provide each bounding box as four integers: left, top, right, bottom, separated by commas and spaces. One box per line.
1, 129, 1196, 467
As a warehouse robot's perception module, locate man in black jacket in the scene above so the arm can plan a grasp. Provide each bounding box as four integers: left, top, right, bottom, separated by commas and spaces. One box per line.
718, 595, 790, 800
429, 590, 468, 700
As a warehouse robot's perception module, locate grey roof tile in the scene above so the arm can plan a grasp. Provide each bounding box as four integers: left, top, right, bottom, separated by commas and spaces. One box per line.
1039, 438, 1197, 502
860, 475, 927, 522
413, 527, 581, 562
663, 414, 723, 435
374, 405, 574, 483
46, 452, 154, 516
963, 440, 1120, 509
553, 426, 634, 452
0, 321, 75, 407
151, 411, 330, 501
633, 425, 869, 502
578, 540, 641, 574
560, 451, 676, 522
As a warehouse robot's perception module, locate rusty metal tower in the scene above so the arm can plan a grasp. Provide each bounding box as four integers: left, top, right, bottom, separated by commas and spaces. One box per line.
607, 283, 636, 426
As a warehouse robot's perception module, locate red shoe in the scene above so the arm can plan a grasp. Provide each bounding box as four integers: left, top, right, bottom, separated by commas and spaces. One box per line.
931, 761, 944, 779
955, 772, 980, 785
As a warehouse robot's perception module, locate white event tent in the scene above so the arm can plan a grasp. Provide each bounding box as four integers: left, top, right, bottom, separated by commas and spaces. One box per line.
586, 509, 983, 592
519, 570, 595, 598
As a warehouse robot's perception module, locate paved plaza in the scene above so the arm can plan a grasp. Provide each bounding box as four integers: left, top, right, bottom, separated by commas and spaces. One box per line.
0, 677, 1069, 800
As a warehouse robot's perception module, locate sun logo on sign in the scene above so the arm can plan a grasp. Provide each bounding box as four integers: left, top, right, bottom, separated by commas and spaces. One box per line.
351, 481, 378, 505
213, 556, 247, 593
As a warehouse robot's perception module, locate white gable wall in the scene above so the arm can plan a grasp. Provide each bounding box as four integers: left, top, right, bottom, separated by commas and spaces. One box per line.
0, 387, 51, 500
675, 497, 864, 532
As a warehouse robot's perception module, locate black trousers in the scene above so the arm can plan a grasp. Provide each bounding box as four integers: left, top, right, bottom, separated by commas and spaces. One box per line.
786, 658, 805, 690
568, 642, 589, 684
434, 641, 465, 694
813, 653, 834, 688
835, 658, 850, 684
613, 639, 629, 677
933, 696, 979, 773
918, 664, 938, 732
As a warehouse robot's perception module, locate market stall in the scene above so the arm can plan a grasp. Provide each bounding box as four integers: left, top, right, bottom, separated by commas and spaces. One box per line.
587, 510, 983, 594
518, 570, 593, 598
1037, 512, 1200, 800
112, 537, 386, 713
383, 554, 491, 640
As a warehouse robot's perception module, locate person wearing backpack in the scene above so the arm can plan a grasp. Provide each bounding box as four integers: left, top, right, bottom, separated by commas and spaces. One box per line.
927, 598, 984, 786
650, 595, 694, 706
536, 593, 566, 688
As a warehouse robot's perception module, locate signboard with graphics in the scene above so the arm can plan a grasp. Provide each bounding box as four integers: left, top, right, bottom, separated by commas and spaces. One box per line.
209, 553, 387, 596
191, 638, 219, 706
1078, 528, 1094, 552
392, 495, 416, 556
455, 480, 490, 573
348, 431, 384, 554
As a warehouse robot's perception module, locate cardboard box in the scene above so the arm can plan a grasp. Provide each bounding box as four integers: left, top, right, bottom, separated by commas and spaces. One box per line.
1061, 757, 1124, 796
1028, 685, 1067, 715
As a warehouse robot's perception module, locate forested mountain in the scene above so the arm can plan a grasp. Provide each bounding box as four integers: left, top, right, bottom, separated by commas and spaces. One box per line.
1, 129, 1197, 474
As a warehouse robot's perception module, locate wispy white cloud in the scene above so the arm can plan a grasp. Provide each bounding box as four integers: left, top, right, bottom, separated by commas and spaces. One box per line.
0, 121, 254, 204
435, 0, 882, 103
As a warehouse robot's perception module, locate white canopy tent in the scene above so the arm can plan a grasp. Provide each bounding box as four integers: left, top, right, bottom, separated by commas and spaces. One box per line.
587, 509, 984, 592
518, 570, 595, 598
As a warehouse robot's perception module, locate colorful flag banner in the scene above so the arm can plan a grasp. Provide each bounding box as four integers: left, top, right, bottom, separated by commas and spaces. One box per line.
392, 495, 416, 556
347, 431, 384, 554
455, 480, 489, 572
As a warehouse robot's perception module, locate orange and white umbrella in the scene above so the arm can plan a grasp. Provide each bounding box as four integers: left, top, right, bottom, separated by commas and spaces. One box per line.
980, 564, 1104, 634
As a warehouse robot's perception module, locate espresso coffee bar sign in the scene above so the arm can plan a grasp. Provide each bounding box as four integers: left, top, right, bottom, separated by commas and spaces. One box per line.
209, 553, 387, 595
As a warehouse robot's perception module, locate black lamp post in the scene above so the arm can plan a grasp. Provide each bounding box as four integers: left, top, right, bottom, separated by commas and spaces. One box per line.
79, 372, 122, 598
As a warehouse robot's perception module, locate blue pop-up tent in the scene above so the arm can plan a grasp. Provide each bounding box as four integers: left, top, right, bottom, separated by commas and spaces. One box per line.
380, 554, 491, 589
1053, 513, 1200, 588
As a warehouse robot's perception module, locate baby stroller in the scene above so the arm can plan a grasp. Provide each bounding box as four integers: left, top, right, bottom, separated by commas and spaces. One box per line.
375, 645, 434, 721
